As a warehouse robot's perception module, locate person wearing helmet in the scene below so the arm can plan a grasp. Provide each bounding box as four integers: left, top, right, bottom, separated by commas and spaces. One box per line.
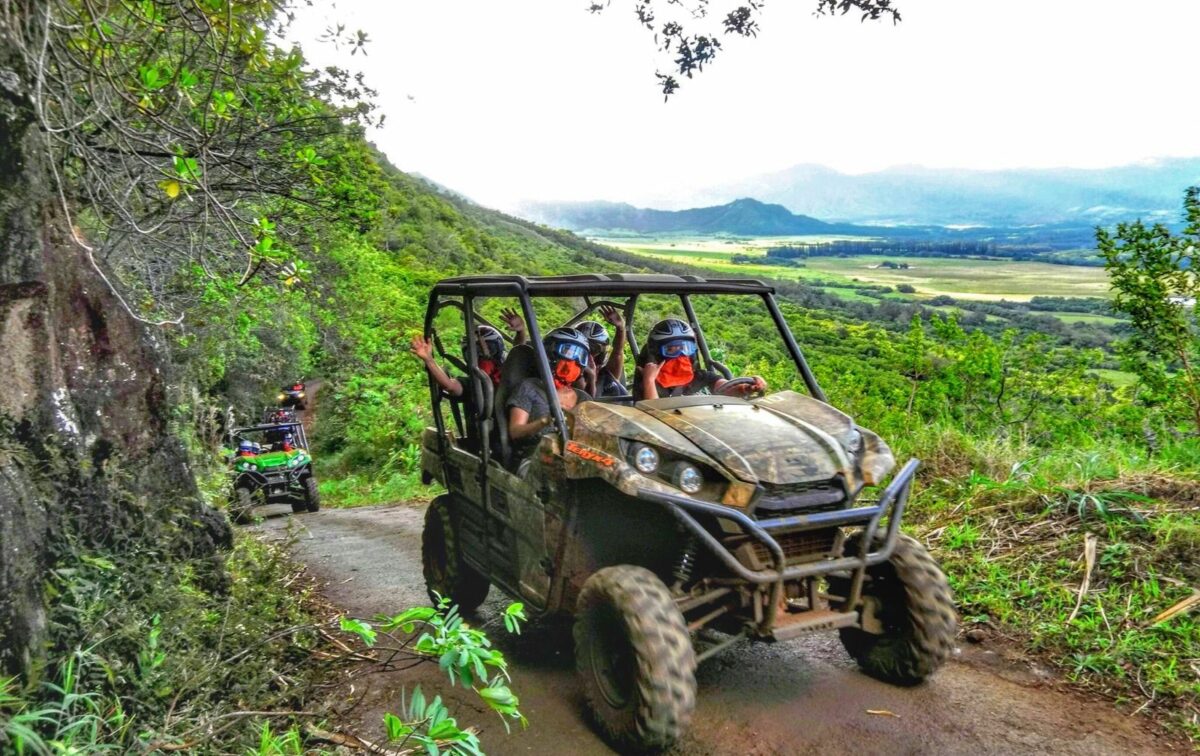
575, 304, 628, 398
506, 327, 592, 451
636, 318, 767, 400
411, 309, 527, 452
409, 307, 526, 398
237, 439, 256, 457
281, 433, 296, 452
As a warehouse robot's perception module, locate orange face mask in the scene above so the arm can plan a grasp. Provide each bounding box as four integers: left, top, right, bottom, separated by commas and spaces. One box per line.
554, 359, 582, 388
478, 359, 502, 386
656, 356, 694, 388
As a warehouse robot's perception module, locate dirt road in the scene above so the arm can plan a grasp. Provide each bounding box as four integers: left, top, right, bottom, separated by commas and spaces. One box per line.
254, 503, 1184, 755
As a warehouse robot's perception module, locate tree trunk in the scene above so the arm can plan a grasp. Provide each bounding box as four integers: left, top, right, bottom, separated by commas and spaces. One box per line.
0, 42, 230, 676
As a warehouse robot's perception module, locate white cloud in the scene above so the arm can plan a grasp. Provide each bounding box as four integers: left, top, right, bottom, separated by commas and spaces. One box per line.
289, 0, 1200, 211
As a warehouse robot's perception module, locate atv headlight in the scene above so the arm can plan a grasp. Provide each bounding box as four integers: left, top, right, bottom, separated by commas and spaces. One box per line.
844, 428, 863, 454
277, 393, 286, 401
630, 443, 660, 474
297, 392, 305, 398
673, 463, 704, 494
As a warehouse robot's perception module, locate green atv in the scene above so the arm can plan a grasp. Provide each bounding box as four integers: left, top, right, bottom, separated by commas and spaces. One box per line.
227, 420, 319, 522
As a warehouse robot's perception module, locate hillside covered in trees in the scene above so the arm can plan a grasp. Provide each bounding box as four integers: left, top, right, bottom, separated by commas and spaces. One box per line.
1, 1, 1198, 751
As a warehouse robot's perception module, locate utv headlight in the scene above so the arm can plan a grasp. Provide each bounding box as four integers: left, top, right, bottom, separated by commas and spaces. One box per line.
631, 443, 660, 474
673, 463, 704, 494
845, 428, 863, 454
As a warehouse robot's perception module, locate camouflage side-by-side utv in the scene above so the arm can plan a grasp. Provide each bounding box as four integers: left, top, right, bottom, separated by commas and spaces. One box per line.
227, 419, 319, 521
418, 274, 956, 751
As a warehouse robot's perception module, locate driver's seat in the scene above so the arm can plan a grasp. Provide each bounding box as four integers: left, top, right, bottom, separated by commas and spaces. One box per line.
493, 344, 536, 468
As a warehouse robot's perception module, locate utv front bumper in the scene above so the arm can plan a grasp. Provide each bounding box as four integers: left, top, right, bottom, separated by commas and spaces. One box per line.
636, 459, 920, 637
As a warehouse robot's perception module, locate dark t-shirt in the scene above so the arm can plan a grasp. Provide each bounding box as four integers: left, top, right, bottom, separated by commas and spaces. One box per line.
451, 374, 499, 451
506, 378, 590, 449
596, 368, 628, 398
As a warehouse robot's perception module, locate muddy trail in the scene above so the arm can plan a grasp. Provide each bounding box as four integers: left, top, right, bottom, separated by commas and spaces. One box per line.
252, 503, 1186, 755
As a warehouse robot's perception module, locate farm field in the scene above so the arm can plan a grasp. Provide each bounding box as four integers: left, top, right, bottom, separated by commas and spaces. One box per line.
607, 241, 1112, 302
1049, 312, 1125, 326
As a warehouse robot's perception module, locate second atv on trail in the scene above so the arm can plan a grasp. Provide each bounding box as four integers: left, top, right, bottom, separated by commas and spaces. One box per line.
417, 274, 957, 751
227, 418, 319, 522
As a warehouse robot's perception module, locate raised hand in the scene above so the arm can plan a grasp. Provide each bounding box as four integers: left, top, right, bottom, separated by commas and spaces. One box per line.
500, 307, 526, 334
599, 304, 624, 328
410, 334, 434, 361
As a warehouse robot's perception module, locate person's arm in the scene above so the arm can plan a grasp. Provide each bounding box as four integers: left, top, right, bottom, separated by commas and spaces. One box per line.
583, 359, 598, 396
601, 305, 626, 381
508, 407, 553, 440
500, 307, 527, 347
641, 361, 661, 400
410, 335, 463, 396
711, 375, 768, 394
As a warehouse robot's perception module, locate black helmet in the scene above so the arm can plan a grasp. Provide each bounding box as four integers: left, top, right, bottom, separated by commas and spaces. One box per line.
576, 321, 610, 361
464, 324, 505, 362
543, 327, 591, 367
647, 318, 698, 359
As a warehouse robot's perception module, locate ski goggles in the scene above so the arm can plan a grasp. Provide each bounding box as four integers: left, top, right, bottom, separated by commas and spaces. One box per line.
658, 339, 698, 358
551, 340, 589, 365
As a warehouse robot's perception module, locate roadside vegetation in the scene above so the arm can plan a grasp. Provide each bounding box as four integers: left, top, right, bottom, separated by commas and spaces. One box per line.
2, 0, 1198, 751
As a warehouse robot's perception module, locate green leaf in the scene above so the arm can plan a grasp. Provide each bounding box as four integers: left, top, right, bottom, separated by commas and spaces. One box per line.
383, 712, 411, 741
339, 617, 377, 646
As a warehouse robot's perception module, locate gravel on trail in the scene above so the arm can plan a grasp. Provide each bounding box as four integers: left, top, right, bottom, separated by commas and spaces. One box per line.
253, 502, 1185, 755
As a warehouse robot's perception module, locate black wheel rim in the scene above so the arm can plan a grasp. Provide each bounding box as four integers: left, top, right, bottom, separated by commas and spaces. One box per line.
588, 609, 634, 709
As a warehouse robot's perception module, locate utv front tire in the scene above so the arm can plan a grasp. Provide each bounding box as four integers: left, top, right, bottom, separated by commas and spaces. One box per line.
303, 477, 320, 512
422, 496, 489, 612
830, 533, 957, 685
574, 565, 696, 752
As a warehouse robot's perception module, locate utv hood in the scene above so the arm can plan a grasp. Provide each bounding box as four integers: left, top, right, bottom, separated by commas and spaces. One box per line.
574, 391, 856, 486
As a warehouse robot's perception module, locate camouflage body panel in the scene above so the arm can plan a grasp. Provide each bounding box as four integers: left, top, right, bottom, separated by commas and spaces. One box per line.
644, 400, 849, 486
753, 390, 896, 486
572, 401, 708, 467
573, 392, 862, 489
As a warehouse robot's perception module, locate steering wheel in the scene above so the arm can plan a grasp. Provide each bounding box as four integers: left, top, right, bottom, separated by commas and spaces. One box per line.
715, 377, 762, 398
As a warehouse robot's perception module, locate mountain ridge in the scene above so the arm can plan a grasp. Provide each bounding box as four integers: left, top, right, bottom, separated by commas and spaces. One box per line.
682, 158, 1200, 226
518, 197, 902, 237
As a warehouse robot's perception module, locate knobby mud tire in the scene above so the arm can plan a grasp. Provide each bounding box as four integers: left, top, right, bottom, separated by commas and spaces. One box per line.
303, 477, 320, 512
830, 533, 957, 685
232, 486, 254, 524
421, 495, 489, 612
573, 565, 696, 752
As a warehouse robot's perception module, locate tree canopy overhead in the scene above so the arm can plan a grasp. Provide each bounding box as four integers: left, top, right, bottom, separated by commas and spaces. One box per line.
2, 0, 376, 324
588, 0, 901, 98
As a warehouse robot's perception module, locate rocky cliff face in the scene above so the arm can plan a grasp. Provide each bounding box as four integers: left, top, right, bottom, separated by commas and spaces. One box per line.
0, 46, 229, 676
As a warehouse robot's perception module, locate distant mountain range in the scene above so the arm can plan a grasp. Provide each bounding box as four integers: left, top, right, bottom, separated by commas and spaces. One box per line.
679, 158, 1200, 227
518, 198, 898, 237
518, 157, 1200, 232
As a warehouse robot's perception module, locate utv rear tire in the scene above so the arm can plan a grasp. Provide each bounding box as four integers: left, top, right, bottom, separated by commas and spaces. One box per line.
422, 496, 489, 612
574, 565, 696, 752
232, 486, 254, 524
303, 477, 320, 512
830, 533, 957, 685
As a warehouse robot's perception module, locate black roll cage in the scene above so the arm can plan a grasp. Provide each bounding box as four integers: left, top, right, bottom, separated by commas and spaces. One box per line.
421, 274, 827, 458
229, 421, 311, 454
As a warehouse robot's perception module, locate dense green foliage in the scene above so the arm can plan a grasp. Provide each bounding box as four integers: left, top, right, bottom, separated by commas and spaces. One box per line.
1101, 187, 1200, 433
5, 0, 1199, 750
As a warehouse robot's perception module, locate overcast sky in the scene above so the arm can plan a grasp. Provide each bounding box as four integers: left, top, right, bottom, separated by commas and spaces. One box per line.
288, 0, 1200, 211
